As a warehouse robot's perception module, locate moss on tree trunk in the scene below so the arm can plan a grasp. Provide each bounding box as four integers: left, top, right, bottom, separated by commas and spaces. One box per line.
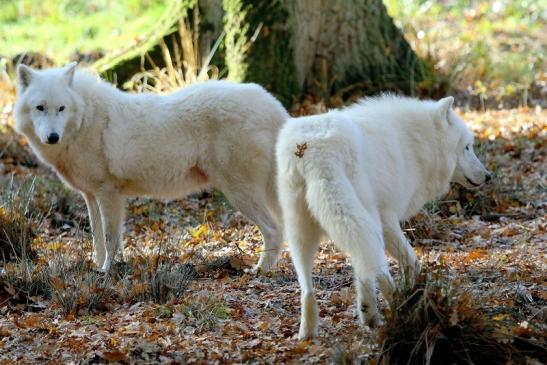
95, 0, 424, 106
221, 0, 300, 106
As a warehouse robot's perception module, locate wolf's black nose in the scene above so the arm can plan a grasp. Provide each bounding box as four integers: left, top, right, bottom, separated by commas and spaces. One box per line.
47, 133, 59, 144
485, 173, 492, 182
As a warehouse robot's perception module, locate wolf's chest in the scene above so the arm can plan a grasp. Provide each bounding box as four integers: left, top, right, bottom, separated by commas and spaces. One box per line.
52, 160, 80, 190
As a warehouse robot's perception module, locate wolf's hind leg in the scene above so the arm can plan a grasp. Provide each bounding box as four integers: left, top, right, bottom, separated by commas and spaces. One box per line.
305, 168, 393, 328
339, 224, 394, 328
254, 220, 283, 272
83, 192, 106, 267
221, 185, 283, 272
281, 189, 322, 339
95, 189, 125, 272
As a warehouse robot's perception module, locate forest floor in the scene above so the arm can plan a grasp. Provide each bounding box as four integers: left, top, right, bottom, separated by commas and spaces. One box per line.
0, 87, 545, 364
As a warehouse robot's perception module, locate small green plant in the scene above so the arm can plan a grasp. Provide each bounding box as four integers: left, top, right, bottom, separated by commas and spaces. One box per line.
177, 295, 228, 330
82, 315, 97, 325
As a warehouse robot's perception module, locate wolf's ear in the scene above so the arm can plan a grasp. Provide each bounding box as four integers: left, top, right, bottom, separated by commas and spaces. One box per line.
437, 96, 454, 124
63, 62, 77, 86
17, 64, 35, 92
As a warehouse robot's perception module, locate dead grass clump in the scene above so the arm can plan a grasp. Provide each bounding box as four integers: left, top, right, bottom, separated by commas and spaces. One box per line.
0, 260, 50, 308
0, 206, 36, 262
379, 266, 546, 365
45, 256, 117, 315
118, 256, 197, 304
402, 208, 451, 244
444, 176, 524, 220
150, 262, 197, 303
330, 345, 355, 365
0, 177, 37, 262
22, 178, 85, 226
128, 4, 222, 94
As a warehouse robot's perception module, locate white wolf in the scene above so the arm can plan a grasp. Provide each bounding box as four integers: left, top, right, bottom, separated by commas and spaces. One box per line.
276, 95, 491, 339
15, 63, 288, 272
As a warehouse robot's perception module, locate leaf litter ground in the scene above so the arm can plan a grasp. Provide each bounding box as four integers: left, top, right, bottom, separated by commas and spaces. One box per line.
0, 101, 545, 364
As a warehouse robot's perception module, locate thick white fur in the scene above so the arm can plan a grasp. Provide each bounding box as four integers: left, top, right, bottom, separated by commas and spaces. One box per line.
15, 63, 289, 272
276, 95, 490, 339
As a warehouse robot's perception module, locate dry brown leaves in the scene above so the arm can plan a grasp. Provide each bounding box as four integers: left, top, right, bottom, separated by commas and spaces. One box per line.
1, 95, 546, 363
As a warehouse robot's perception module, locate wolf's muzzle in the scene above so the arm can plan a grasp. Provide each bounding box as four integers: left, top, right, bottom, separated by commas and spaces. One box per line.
47, 133, 60, 144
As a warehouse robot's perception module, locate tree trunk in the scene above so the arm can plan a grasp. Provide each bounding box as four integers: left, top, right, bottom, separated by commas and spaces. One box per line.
96, 0, 424, 106
286, 0, 424, 99
219, 0, 424, 104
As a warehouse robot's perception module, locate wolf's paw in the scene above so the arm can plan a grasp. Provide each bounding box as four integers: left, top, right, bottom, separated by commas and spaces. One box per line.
253, 257, 277, 274
91, 268, 109, 278
358, 306, 383, 329
100, 260, 112, 273
366, 314, 384, 329
93, 253, 106, 269
298, 321, 318, 340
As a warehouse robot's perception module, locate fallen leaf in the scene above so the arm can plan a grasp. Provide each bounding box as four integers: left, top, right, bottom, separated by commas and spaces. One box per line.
102, 351, 127, 363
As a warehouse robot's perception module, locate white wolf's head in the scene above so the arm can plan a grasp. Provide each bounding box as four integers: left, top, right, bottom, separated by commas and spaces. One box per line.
14, 62, 83, 145
436, 96, 491, 189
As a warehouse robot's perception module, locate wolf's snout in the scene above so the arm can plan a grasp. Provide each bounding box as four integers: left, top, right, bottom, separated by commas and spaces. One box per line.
485, 173, 492, 183
47, 133, 60, 144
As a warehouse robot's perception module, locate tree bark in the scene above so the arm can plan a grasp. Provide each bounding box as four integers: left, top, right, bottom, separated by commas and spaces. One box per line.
220, 0, 424, 103
294, 0, 423, 94
96, 0, 424, 106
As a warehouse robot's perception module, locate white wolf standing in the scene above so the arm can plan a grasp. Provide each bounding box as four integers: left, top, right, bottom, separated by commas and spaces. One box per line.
276, 95, 491, 339
15, 63, 289, 272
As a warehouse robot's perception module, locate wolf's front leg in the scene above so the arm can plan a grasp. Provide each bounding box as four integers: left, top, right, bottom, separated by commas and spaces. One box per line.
82, 192, 106, 267
382, 213, 421, 283
95, 189, 125, 272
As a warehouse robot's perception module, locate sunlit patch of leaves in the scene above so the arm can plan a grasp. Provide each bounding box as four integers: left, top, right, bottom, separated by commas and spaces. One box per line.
385, 0, 545, 108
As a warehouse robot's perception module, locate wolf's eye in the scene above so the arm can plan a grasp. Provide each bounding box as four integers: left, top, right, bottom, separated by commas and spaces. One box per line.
59, 106, 65, 112
465, 145, 470, 151
36, 105, 44, 111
